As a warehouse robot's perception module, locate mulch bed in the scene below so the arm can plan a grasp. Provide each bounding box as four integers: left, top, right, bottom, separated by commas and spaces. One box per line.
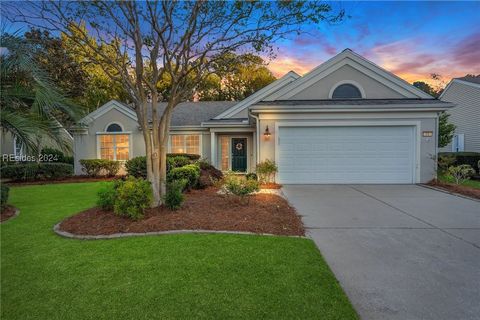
59, 188, 304, 237
5, 176, 118, 186
260, 183, 282, 190
427, 180, 480, 200
1, 205, 18, 222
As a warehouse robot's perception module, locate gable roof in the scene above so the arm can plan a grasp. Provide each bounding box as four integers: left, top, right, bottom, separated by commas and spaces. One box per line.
264, 49, 433, 101
455, 76, 480, 85
213, 71, 300, 119
79, 100, 237, 127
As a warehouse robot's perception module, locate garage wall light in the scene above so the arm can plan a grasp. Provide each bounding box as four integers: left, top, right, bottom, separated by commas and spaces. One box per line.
264, 125, 271, 139
422, 131, 433, 137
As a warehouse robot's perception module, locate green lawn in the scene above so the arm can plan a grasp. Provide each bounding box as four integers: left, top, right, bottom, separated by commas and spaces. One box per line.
1, 182, 357, 320
438, 174, 480, 189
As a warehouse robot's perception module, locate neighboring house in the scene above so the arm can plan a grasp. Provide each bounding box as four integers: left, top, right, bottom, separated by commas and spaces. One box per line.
1, 128, 73, 161
73, 49, 453, 184
439, 78, 480, 152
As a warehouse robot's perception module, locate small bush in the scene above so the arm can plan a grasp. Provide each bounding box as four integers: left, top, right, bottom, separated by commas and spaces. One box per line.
197, 161, 223, 189
1, 185, 9, 210
256, 159, 278, 183
195, 158, 211, 170
40, 148, 73, 164
167, 164, 200, 190
438, 154, 456, 172
222, 172, 259, 203
113, 177, 152, 220
167, 156, 191, 170
168, 153, 200, 161
245, 172, 258, 181
125, 156, 147, 178
97, 181, 121, 210
439, 152, 480, 173
163, 179, 186, 210
447, 165, 475, 185
0, 163, 73, 181
79, 159, 120, 177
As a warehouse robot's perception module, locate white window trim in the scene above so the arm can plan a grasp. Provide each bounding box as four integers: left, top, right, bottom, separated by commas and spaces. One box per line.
96, 132, 132, 161
328, 80, 366, 99
168, 133, 203, 157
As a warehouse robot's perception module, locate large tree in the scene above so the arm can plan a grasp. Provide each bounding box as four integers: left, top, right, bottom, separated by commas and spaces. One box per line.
6, 1, 344, 205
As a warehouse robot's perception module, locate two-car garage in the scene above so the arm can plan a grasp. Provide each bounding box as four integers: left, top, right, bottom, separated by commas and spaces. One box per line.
276, 125, 417, 184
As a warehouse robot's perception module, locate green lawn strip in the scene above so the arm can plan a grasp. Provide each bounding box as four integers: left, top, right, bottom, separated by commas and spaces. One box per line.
438, 174, 480, 189
1, 182, 357, 320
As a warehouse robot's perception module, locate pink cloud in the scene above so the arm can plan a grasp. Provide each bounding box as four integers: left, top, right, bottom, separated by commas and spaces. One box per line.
451, 32, 480, 69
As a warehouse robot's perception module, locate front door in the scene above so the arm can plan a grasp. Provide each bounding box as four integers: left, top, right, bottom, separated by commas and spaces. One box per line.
231, 138, 247, 172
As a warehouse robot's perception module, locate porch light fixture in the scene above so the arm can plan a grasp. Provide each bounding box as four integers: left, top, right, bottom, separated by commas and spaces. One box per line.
264, 125, 271, 139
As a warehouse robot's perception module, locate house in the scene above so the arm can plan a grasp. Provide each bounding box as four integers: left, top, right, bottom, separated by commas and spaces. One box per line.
439, 77, 480, 152
72, 49, 454, 184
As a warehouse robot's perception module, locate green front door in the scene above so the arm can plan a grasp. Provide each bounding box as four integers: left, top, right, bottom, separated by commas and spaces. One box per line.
231, 138, 247, 172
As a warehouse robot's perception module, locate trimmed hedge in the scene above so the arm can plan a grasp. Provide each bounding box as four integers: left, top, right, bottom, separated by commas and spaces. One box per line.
79, 159, 120, 177
40, 148, 74, 165
0, 163, 73, 181
167, 164, 200, 189
439, 152, 480, 173
1, 185, 9, 210
125, 154, 198, 178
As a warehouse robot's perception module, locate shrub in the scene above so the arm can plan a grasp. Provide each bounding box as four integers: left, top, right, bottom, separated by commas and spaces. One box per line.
245, 172, 258, 181
222, 172, 259, 203
256, 159, 278, 183
40, 148, 73, 164
125, 156, 147, 178
163, 179, 186, 210
103, 161, 121, 177
439, 152, 480, 173
0, 163, 73, 181
1, 185, 9, 210
167, 156, 191, 170
438, 154, 456, 172
168, 153, 200, 161
195, 158, 211, 170
447, 165, 475, 185
79, 159, 120, 177
167, 164, 200, 189
113, 177, 152, 220
97, 181, 121, 210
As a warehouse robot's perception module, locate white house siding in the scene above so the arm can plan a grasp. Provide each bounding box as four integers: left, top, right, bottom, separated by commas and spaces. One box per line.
439, 81, 480, 152
257, 112, 438, 184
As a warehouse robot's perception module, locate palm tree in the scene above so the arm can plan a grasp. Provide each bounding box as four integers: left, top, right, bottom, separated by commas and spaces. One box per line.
1, 32, 82, 154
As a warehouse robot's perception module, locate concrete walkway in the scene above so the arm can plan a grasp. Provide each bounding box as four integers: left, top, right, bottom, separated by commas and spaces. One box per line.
283, 185, 480, 320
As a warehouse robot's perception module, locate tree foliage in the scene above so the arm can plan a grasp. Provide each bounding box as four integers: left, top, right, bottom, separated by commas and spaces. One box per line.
438, 112, 456, 148
5, 1, 344, 205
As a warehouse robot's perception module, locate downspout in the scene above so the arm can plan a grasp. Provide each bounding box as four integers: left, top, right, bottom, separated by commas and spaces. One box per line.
249, 110, 260, 164
434, 111, 440, 180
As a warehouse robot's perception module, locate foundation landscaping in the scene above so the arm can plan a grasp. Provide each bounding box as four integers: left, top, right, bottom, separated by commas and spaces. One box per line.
1, 156, 358, 319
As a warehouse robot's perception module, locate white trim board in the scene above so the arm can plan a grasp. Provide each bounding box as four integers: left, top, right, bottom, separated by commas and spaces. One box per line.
264, 49, 433, 101
80, 100, 138, 125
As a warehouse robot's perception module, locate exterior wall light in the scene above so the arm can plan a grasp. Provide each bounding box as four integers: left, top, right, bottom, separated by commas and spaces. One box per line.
264, 125, 271, 139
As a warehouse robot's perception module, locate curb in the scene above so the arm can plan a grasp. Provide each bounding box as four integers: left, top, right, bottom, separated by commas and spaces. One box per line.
53, 222, 306, 240
420, 184, 480, 203
0, 207, 20, 224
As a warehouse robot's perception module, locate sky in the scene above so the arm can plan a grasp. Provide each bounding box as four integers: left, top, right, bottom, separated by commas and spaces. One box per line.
267, 1, 480, 86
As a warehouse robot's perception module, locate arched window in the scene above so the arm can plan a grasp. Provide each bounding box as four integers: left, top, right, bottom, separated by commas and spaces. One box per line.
99, 123, 129, 160
332, 83, 363, 99
106, 123, 123, 132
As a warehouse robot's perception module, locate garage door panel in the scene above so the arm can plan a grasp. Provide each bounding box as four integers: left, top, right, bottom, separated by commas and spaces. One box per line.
278, 126, 415, 184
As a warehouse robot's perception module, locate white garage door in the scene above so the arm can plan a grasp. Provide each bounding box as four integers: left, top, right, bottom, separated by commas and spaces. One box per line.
277, 126, 415, 184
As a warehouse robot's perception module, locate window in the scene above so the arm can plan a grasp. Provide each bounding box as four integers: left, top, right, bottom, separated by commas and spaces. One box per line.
220, 136, 230, 171
98, 123, 129, 160
332, 83, 362, 99
170, 135, 200, 155
13, 137, 24, 157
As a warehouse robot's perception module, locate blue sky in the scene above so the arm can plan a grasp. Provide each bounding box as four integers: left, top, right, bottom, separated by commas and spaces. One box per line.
269, 1, 480, 85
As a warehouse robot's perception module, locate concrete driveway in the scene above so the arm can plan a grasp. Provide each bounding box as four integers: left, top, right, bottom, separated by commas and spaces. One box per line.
283, 185, 480, 320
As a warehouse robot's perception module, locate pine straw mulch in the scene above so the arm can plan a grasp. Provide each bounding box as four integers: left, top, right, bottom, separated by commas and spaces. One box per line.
1, 205, 18, 223
59, 187, 305, 237
426, 180, 480, 200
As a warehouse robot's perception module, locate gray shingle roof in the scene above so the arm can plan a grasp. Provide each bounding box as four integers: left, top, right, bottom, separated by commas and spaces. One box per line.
143, 101, 237, 126
455, 76, 480, 85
